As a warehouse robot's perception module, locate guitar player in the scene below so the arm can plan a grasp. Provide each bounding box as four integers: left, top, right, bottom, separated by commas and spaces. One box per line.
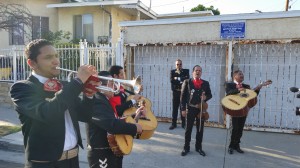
225, 70, 266, 155
85, 71, 143, 168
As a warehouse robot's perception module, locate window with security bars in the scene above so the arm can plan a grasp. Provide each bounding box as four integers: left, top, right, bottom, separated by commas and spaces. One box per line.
32, 16, 49, 40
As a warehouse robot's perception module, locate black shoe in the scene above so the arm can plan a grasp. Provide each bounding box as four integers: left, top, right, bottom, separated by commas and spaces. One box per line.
169, 125, 176, 130
181, 149, 189, 156
196, 149, 206, 156
228, 148, 234, 154
235, 147, 244, 153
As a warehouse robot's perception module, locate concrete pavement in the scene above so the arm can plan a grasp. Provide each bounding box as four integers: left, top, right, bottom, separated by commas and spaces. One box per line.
0, 105, 300, 168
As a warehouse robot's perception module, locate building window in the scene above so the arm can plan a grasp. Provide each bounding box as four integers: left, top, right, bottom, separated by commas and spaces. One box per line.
32, 16, 49, 40
74, 14, 94, 43
9, 22, 24, 45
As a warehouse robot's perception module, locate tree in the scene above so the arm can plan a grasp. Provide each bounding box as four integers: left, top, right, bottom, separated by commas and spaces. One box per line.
0, 3, 32, 32
190, 4, 220, 15
42, 30, 72, 45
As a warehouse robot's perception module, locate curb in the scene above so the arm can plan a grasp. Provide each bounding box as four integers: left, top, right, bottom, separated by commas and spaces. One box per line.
0, 121, 21, 138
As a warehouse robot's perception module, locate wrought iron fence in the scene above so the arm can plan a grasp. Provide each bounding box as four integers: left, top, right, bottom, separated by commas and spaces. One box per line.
0, 40, 117, 82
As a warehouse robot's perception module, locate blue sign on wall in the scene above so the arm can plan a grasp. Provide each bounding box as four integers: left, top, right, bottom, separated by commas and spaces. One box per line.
220, 21, 246, 39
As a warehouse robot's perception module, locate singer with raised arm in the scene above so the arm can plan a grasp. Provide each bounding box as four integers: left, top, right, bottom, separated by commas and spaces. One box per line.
169, 59, 190, 130
224, 70, 271, 155
10, 39, 99, 168
180, 65, 212, 157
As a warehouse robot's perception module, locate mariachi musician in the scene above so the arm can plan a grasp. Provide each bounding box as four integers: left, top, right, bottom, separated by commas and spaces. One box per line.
225, 70, 263, 155
85, 71, 144, 168
180, 65, 212, 157
108, 65, 142, 117
169, 59, 190, 130
109, 65, 158, 141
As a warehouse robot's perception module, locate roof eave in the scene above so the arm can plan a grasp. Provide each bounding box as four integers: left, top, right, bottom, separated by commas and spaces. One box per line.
47, 0, 139, 8
119, 10, 300, 27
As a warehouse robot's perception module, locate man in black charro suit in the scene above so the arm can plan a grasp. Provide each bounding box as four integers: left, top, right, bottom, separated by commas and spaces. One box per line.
225, 70, 263, 155
86, 71, 143, 168
10, 39, 98, 168
180, 65, 212, 157
169, 59, 190, 130
108, 65, 141, 117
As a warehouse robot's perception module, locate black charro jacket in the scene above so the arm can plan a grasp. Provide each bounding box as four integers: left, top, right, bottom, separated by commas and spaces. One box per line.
86, 92, 137, 149
225, 82, 260, 96
170, 69, 190, 91
113, 90, 135, 117
180, 78, 212, 111
10, 75, 93, 161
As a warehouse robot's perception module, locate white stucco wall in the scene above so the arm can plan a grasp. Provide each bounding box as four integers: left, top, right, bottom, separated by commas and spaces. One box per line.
111, 7, 135, 44
120, 11, 300, 44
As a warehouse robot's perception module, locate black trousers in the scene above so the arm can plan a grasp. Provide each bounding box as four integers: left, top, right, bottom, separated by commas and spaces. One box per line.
172, 90, 185, 127
87, 148, 123, 168
25, 156, 79, 168
183, 107, 205, 151
229, 116, 247, 148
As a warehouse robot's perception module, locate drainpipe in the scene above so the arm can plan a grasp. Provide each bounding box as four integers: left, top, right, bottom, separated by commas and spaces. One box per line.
101, 6, 112, 47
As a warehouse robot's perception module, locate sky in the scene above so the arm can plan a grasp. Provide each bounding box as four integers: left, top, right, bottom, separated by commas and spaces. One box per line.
139, 0, 300, 15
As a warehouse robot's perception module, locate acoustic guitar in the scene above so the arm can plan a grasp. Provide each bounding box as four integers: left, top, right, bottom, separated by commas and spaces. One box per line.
107, 130, 133, 156
107, 103, 149, 157
221, 80, 272, 117
108, 96, 158, 156
123, 95, 158, 140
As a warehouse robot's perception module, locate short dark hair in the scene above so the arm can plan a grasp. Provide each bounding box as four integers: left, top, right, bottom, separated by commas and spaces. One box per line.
233, 70, 242, 77
98, 71, 111, 85
192, 65, 201, 71
24, 39, 53, 62
108, 65, 123, 77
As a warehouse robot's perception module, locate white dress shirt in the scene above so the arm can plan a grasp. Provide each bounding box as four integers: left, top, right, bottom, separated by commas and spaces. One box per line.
32, 72, 77, 151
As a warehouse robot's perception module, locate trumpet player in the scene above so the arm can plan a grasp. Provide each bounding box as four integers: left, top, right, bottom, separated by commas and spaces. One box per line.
10, 39, 99, 168
85, 71, 143, 168
169, 59, 190, 130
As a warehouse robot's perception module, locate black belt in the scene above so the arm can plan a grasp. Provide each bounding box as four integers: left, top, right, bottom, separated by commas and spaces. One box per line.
189, 103, 199, 108
87, 144, 111, 150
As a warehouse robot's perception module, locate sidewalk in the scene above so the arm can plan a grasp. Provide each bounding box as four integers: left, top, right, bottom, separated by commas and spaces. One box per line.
0, 105, 300, 168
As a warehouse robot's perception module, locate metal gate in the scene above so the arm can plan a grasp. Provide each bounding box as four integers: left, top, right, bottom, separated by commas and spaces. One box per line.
125, 44, 227, 126
233, 43, 300, 131
125, 42, 300, 132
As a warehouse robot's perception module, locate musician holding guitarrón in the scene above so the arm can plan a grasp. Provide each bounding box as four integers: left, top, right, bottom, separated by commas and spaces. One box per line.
85, 71, 143, 168
225, 70, 270, 155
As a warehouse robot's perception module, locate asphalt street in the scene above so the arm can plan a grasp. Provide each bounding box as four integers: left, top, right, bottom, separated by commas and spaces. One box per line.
0, 105, 300, 168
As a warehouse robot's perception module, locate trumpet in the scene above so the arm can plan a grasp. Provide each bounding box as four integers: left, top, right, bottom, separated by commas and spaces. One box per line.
56, 67, 142, 94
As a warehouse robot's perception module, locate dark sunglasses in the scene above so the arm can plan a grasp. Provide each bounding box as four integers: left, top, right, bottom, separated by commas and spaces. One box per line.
177, 64, 182, 65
